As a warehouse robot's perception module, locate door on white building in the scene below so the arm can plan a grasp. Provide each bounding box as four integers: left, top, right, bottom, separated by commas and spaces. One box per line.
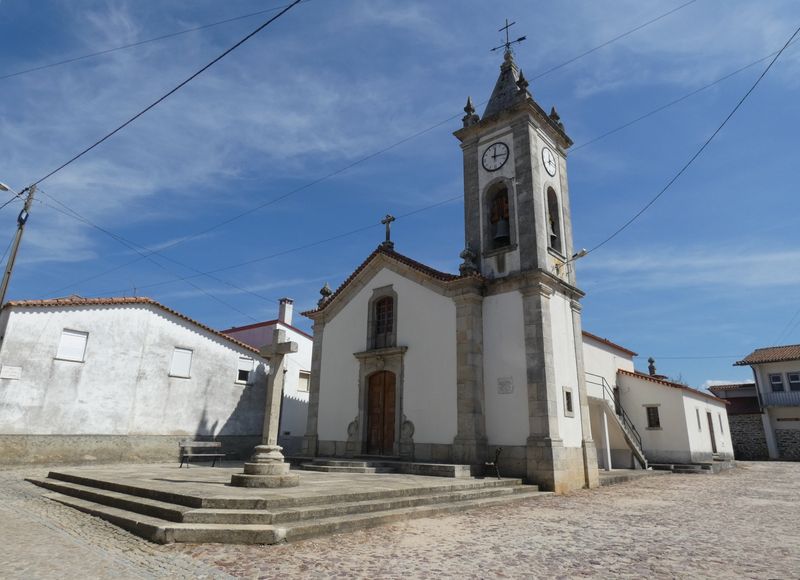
367, 371, 396, 456
706, 412, 717, 454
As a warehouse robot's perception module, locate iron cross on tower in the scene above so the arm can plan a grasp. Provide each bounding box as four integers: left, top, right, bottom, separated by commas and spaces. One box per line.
491, 19, 526, 54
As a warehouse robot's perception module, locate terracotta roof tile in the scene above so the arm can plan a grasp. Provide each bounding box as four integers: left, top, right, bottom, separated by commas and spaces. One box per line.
735, 344, 800, 366
617, 369, 729, 405
581, 331, 638, 357
707, 382, 756, 393
222, 319, 313, 341
302, 245, 484, 316
3, 296, 262, 356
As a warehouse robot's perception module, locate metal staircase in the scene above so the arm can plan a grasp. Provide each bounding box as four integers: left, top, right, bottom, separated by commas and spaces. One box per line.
586, 372, 648, 469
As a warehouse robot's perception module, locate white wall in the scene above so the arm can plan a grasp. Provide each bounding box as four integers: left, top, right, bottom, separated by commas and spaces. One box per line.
317, 267, 458, 444
681, 391, 733, 459
549, 292, 583, 447
0, 305, 267, 438
483, 291, 529, 445
617, 373, 690, 463
582, 337, 635, 399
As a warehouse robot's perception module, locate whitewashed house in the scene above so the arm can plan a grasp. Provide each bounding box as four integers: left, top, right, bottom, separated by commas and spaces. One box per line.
0, 296, 268, 464
222, 298, 312, 454
735, 345, 800, 460
583, 332, 734, 467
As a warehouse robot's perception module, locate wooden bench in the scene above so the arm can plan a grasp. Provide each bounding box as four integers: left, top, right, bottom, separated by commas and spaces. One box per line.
484, 447, 502, 479
179, 441, 225, 468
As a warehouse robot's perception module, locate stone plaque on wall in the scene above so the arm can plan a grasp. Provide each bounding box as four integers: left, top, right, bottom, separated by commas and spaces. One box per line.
497, 376, 514, 394
0, 365, 22, 380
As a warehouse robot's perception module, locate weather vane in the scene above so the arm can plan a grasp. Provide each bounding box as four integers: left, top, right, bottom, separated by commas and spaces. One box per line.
490, 19, 526, 54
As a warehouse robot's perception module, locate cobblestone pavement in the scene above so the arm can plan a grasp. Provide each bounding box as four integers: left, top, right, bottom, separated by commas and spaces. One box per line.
0, 465, 232, 580
4, 462, 799, 579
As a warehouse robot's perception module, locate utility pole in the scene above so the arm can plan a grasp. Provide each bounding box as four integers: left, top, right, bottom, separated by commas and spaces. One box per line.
0, 184, 36, 307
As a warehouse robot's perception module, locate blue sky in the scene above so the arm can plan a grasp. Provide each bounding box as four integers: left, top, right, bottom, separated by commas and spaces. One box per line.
1, 0, 799, 389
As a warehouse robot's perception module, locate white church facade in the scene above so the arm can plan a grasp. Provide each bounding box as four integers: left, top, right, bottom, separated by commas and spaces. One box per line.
300, 49, 599, 493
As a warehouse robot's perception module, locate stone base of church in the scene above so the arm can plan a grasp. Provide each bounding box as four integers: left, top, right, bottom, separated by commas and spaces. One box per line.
582, 439, 600, 489
301, 434, 319, 457
526, 437, 596, 493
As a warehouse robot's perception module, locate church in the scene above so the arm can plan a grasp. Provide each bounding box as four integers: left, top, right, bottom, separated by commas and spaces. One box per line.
299, 47, 599, 493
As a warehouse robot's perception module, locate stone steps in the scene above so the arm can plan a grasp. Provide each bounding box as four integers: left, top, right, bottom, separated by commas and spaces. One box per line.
298, 458, 475, 478
28, 470, 547, 544
298, 464, 397, 474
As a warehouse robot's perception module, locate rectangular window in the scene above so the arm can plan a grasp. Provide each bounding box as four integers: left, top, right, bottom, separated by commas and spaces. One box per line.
696, 408, 702, 431
169, 347, 193, 378
788, 372, 800, 392
562, 387, 574, 417
769, 374, 785, 392
298, 371, 311, 393
56, 329, 88, 362
236, 357, 255, 384
646, 406, 661, 429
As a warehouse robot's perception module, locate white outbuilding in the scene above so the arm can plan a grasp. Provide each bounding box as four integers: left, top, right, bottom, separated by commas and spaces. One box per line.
0, 296, 269, 464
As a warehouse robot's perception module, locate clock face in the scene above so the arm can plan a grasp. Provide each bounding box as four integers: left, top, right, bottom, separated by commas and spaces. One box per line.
482, 142, 509, 172
542, 147, 557, 177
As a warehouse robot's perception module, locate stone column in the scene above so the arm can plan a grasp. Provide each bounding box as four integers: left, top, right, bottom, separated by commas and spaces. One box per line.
571, 299, 599, 488
231, 328, 300, 488
452, 287, 488, 465
521, 282, 564, 491
301, 319, 325, 457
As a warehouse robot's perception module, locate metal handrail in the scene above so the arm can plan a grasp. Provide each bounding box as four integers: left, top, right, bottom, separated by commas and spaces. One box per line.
586, 372, 643, 450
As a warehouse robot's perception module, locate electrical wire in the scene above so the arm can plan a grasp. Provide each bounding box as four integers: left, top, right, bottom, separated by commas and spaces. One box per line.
42, 0, 701, 296
30, 0, 303, 188
575, 23, 800, 260
0, 2, 306, 82
0, 194, 21, 212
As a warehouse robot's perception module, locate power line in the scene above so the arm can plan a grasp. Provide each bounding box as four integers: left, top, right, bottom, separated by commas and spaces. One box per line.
0, 194, 21, 213
634, 355, 742, 360
34, 192, 259, 321
42, 0, 700, 296
578, 23, 800, 259
0, 2, 305, 82
30, 0, 304, 188
80, 194, 464, 298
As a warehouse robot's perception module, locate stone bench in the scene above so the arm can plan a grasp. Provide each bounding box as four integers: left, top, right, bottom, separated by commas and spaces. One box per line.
179, 441, 225, 468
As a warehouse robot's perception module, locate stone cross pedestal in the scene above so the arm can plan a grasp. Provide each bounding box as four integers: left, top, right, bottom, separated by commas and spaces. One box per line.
231, 328, 300, 488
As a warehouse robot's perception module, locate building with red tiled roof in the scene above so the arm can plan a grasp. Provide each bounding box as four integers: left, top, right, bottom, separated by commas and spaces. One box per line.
733, 343, 800, 460
0, 296, 270, 464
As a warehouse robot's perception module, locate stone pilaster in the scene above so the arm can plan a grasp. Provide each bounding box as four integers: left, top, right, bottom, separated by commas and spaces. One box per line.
571, 299, 599, 489
301, 319, 325, 457
452, 287, 488, 464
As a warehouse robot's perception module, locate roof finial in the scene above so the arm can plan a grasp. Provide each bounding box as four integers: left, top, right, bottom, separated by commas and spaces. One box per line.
549, 106, 564, 130
318, 282, 332, 307
462, 96, 480, 127
648, 357, 657, 376
490, 19, 526, 57
516, 70, 529, 93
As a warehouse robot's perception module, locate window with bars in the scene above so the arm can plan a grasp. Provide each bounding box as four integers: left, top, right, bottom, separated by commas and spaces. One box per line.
374, 296, 394, 348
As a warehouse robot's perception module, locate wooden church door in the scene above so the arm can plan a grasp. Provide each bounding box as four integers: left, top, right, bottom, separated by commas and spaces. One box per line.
367, 371, 396, 455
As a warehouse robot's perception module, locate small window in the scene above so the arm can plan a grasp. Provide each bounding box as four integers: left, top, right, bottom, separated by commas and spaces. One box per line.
718, 413, 724, 434
788, 372, 800, 392
563, 387, 574, 417
56, 329, 88, 362
646, 406, 661, 429
696, 408, 702, 431
236, 357, 255, 384
298, 371, 311, 393
169, 347, 193, 378
769, 374, 785, 392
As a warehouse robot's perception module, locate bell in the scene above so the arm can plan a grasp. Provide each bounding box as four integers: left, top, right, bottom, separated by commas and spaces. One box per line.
493, 218, 510, 243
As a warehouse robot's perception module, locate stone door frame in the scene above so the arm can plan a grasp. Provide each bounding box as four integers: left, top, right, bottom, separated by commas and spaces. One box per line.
351, 346, 408, 457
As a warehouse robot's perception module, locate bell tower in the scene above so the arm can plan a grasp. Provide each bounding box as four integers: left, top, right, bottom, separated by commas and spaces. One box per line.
454, 36, 599, 492
454, 48, 576, 283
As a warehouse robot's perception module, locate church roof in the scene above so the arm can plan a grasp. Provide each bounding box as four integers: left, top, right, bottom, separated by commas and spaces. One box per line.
734, 344, 800, 366
483, 51, 524, 118
2, 296, 262, 355
617, 369, 729, 405
301, 245, 484, 316
581, 330, 638, 357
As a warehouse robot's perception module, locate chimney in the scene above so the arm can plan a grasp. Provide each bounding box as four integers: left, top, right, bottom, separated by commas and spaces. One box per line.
278, 297, 294, 325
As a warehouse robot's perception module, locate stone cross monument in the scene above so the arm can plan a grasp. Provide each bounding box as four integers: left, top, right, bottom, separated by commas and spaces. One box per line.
231, 328, 300, 488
